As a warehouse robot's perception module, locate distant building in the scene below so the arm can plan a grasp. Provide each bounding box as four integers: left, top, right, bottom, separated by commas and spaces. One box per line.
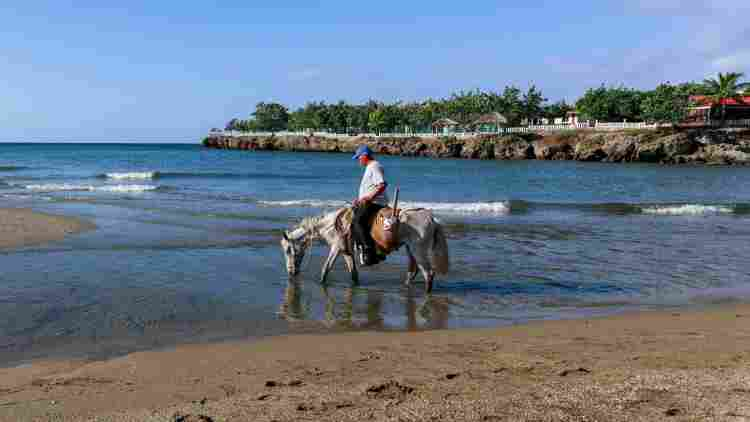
566, 111, 580, 125
432, 118, 460, 135
470, 112, 509, 132
687, 95, 750, 125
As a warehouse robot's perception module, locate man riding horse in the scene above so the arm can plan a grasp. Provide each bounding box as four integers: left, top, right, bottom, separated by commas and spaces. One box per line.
351, 145, 389, 266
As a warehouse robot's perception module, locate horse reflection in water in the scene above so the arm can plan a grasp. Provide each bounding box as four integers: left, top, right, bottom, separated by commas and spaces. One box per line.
278, 278, 308, 322
278, 279, 450, 330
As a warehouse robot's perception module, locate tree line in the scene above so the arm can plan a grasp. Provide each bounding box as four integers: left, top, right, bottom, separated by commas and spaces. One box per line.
224, 72, 748, 133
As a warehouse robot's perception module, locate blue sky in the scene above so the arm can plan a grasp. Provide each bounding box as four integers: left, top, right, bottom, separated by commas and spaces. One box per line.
1, 1, 748, 142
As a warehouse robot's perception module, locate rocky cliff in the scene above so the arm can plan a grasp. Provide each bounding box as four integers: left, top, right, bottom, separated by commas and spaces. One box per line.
202, 129, 750, 165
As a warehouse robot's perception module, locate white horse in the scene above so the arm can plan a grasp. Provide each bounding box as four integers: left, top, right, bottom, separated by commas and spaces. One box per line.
281, 207, 449, 292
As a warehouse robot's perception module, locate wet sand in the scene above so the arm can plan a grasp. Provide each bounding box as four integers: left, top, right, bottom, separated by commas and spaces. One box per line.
1, 303, 749, 421
0, 208, 95, 250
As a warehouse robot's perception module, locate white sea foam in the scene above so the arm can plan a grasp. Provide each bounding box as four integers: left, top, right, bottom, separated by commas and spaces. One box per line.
402, 201, 511, 214
104, 172, 158, 180
640, 204, 734, 215
258, 199, 511, 215
97, 184, 159, 193
25, 184, 159, 193
258, 199, 348, 208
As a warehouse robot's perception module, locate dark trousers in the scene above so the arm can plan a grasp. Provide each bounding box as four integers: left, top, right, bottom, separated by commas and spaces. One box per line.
352, 202, 384, 255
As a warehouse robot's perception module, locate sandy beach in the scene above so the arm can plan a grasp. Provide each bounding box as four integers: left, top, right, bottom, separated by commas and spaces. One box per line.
0, 208, 95, 250
0, 303, 748, 421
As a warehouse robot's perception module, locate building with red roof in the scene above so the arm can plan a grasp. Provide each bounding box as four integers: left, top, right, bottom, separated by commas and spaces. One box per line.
687, 95, 750, 125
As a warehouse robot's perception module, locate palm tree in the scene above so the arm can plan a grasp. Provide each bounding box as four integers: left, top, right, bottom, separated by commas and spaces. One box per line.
702, 72, 749, 126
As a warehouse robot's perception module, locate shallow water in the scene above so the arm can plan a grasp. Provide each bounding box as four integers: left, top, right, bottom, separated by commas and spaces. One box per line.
1, 143, 749, 366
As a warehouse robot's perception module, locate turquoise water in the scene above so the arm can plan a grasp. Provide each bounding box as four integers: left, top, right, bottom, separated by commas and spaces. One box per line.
1, 143, 750, 366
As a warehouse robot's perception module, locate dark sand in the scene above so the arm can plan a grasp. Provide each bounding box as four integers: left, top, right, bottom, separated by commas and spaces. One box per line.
1, 303, 749, 421
0, 208, 95, 250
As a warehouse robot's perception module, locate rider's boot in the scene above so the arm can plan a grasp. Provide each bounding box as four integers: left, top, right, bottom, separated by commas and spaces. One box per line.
356, 243, 378, 266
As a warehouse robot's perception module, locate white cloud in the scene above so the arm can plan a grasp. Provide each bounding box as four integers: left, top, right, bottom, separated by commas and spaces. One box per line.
712, 51, 750, 72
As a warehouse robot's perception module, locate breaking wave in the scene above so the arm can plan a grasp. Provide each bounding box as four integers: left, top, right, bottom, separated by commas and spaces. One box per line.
97, 171, 323, 180
256, 198, 746, 217
100, 172, 157, 180
258, 199, 512, 215
24, 184, 161, 193
640, 204, 735, 216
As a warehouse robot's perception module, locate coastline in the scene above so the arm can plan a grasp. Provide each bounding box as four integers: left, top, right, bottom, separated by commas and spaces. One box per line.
203, 128, 750, 165
2, 303, 749, 421
0, 208, 95, 250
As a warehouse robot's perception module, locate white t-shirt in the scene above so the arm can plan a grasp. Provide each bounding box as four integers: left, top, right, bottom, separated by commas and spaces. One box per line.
358, 161, 389, 206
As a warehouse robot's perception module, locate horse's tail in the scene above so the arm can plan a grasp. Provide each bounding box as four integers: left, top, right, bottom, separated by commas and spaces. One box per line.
431, 219, 450, 275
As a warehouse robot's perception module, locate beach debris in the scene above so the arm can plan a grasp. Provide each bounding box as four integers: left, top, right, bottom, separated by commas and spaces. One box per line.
559, 367, 591, 377
172, 413, 214, 422
296, 403, 315, 412
257, 394, 273, 401
664, 407, 681, 416
265, 379, 303, 388
357, 352, 382, 362
190, 398, 207, 406
366, 381, 414, 399
445, 373, 460, 380
305, 367, 324, 376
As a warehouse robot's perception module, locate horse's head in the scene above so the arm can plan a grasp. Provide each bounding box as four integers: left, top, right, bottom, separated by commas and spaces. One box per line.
281, 230, 307, 277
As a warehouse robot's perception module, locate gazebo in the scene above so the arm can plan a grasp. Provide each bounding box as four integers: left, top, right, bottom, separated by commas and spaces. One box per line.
432, 118, 460, 135
470, 112, 509, 133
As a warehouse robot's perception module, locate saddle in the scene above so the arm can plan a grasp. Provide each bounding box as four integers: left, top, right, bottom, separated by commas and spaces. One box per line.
335, 189, 402, 259
368, 207, 401, 255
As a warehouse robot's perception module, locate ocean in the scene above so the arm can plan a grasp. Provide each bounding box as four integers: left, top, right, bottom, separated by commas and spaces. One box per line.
1, 142, 749, 366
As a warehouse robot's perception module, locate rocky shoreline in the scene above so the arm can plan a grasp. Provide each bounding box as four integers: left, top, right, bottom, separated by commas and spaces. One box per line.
203, 128, 750, 165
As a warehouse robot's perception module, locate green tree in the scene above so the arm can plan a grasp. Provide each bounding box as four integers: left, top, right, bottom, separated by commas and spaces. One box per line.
252, 102, 289, 131
640, 83, 690, 125
702, 72, 749, 125
368, 108, 387, 134
575, 86, 644, 122
678, 81, 712, 96
543, 100, 572, 121
521, 85, 547, 124
500, 86, 523, 124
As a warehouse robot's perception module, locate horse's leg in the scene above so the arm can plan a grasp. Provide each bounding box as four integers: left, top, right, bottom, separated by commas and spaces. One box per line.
424, 270, 435, 293
320, 247, 340, 284
343, 254, 358, 285
404, 245, 418, 285
414, 249, 435, 293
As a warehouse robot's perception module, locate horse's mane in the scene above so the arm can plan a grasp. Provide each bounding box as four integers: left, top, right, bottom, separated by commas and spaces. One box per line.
334, 207, 353, 238
297, 215, 323, 235
294, 208, 347, 237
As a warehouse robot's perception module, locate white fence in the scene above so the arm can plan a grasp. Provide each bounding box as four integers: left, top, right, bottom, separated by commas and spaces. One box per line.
593, 122, 659, 130
209, 120, 749, 139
